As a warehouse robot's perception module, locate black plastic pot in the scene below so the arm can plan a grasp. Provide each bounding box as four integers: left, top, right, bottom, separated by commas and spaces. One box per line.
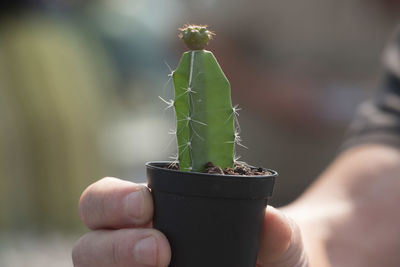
146, 161, 277, 267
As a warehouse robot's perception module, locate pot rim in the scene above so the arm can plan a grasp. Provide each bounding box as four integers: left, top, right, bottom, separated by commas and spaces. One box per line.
145, 161, 278, 179
146, 161, 277, 199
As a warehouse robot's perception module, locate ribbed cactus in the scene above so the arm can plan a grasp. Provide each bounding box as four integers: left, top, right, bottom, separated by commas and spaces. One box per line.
172, 25, 236, 172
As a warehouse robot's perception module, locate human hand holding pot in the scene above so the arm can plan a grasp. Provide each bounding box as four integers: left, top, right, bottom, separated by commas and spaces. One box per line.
72, 177, 308, 267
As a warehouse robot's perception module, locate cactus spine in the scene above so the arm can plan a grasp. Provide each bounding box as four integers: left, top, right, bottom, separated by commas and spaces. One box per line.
172, 25, 235, 172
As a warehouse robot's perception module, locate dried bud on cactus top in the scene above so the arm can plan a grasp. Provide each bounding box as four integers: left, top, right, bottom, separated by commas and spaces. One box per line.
179, 24, 215, 50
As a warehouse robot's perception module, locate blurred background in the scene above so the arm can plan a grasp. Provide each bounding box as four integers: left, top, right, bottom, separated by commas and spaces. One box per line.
0, 0, 399, 265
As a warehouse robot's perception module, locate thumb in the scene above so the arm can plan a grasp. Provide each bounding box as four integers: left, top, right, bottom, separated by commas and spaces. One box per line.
257, 206, 308, 267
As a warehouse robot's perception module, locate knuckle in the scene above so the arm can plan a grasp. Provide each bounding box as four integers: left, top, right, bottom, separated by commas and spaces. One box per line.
78, 184, 94, 226
78, 177, 117, 227
71, 246, 79, 266
98, 177, 118, 184
78, 177, 149, 229
110, 236, 121, 266
71, 235, 86, 266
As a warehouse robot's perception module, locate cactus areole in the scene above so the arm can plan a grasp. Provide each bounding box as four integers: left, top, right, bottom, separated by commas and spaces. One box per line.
173, 25, 235, 172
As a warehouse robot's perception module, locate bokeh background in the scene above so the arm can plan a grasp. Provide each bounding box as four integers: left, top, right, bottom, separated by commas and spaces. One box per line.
1, 0, 399, 265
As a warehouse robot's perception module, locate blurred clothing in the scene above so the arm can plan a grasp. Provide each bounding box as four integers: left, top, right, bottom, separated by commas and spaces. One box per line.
344, 27, 400, 149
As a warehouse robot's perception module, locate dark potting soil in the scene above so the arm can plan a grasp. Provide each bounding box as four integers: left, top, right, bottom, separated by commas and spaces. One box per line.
166, 161, 271, 176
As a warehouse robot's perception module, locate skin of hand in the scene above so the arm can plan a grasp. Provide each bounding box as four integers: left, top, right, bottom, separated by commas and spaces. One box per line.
72, 178, 309, 267
285, 144, 400, 267
72, 178, 172, 267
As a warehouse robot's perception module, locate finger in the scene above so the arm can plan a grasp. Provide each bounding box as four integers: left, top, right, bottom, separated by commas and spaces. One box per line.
72, 228, 171, 267
79, 177, 154, 229
257, 206, 308, 267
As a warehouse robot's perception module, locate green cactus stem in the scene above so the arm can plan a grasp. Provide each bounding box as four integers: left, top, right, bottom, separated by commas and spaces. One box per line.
172, 25, 235, 172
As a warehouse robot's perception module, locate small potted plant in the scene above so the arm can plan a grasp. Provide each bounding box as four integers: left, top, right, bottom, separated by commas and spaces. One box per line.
146, 25, 277, 267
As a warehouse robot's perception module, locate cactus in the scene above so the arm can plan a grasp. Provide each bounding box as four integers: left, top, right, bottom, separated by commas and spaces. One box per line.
172, 25, 236, 172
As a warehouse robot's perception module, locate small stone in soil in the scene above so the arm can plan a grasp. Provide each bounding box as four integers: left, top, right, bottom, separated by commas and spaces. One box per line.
223, 167, 235, 175
207, 167, 224, 174
203, 162, 224, 174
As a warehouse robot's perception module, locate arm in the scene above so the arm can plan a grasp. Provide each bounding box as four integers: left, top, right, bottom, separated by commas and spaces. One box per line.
284, 144, 400, 267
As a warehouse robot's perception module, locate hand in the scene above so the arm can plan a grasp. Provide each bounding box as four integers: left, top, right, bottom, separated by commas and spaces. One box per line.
257, 206, 309, 267
72, 177, 309, 267
72, 178, 171, 267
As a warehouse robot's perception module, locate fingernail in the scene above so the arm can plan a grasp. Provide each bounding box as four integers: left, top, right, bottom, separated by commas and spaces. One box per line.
124, 189, 144, 221
134, 236, 157, 266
